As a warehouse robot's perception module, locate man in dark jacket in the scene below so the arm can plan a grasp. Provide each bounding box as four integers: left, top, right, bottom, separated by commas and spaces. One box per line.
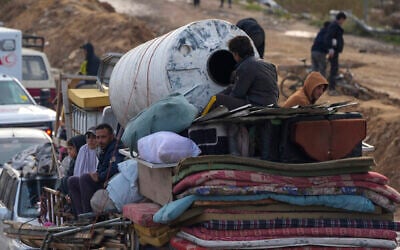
68, 123, 124, 215
229, 36, 278, 107
213, 36, 278, 111
236, 18, 266, 58
311, 21, 330, 77
325, 12, 347, 95
79, 42, 100, 85
80, 42, 100, 76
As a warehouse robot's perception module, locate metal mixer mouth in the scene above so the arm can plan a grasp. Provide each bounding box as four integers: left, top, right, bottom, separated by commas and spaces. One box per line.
207, 49, 236, 87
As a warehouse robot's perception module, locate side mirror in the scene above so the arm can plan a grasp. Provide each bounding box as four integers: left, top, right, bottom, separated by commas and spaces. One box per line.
0, 206, 12, 221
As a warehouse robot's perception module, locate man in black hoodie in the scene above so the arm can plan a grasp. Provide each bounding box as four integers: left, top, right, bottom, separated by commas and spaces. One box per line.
325, 12, 347, 96
79, 42, 100, 85
311, 21, 330, 77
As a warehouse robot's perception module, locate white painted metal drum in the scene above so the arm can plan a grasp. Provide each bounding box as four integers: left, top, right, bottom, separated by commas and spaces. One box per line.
109, 19, 258, 127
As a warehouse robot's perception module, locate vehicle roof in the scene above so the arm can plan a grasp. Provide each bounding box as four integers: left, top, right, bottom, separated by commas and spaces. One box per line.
0, 73, 17, 81
22, 47, 46, 56
0, 127, 51, 141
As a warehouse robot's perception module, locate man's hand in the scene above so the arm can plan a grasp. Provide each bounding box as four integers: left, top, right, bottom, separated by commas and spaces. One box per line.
90, 172, 99, 182
328, 49, 335, 58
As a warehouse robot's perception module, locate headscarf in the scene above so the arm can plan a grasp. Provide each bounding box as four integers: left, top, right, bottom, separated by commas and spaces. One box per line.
73, 144, 99, 176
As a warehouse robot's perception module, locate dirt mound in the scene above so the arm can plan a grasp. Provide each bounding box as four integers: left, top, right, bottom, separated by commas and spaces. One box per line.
0, 0, 155, 73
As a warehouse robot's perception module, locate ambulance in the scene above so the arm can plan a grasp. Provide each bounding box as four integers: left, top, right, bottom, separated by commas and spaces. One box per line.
0, 27, 55, 107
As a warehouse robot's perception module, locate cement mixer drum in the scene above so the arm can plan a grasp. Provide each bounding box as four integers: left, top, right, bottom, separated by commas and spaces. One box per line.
109, 19, 257, 127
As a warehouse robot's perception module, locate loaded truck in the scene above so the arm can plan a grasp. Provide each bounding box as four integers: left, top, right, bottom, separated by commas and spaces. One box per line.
0, 26, 56, 107
1, 19, 394, 250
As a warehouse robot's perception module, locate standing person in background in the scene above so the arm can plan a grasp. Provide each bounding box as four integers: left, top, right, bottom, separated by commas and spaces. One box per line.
79, 42, 100, 76
79, 42, 100, 85
325, 11, 347, 96
236, 18, 265, 58
311, 21, 330, 77
220, 0, 232, 8
193, 0, 200, 7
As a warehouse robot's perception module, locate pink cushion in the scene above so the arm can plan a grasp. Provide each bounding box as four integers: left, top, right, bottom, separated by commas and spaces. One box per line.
122, 203, 161, 227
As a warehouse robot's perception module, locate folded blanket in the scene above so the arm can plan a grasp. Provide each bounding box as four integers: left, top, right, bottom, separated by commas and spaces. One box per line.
170, 236, 207, 250
175, 183, 400, 207
169, 236, 388, 250
182, 226, 398, 241
176, 155, 375, 173
174, 210, 394, 227
177, 231, 397, 249
153, 194, 375, 224
173, 170, 388, 194
173, 163, 371, 183
198, 218, 400, 231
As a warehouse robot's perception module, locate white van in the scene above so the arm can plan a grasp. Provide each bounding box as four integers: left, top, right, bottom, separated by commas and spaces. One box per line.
22, 47, 56, 106
0, 27, 55, 107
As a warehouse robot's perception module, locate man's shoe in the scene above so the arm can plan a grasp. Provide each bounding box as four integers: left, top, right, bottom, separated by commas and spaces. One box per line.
328, 90, 340, 96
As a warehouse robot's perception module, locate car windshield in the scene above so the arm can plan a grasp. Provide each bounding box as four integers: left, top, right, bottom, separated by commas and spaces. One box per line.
18, 177, 57, 218
22, 55, 49, 81
0, 138, 48, 166
0, 80, 33, 105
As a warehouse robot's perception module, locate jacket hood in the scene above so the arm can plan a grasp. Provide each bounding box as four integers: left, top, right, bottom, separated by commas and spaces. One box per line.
68, 135, 86, 153
303, 72, 328, 103
81, 42, 95, 60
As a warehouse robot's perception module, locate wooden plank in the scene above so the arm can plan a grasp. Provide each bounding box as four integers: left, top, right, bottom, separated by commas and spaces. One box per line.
102, 240, 127, 250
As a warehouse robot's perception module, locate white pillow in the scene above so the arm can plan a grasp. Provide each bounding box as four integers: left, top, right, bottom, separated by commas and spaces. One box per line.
138, 131, 201, 164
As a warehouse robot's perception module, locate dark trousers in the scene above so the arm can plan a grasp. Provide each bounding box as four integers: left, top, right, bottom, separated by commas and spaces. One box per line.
311, 51, 327, 77
213, 94, 248, 111
68, 174, 103, 215
328, 53, 339, 90
220, 0, 232, 7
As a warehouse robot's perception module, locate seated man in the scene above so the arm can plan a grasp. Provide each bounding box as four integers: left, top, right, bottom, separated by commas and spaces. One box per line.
283, 71, 328, 108
90, 159, 143, 213
68, 123, 124, 215
213, 36, 279, 110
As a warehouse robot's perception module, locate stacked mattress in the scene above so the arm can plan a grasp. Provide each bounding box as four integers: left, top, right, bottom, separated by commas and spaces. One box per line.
150, 155, 400, 249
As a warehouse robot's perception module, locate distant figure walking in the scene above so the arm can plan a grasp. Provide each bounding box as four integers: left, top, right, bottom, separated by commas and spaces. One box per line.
325, 11, 347, 96
236, 18, 266, 58
193, 0, 200, 7
311, 21, 330, 77
220, 0, 232, 8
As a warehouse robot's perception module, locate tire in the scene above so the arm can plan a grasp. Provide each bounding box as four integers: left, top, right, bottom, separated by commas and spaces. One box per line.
280, 75, 304, 98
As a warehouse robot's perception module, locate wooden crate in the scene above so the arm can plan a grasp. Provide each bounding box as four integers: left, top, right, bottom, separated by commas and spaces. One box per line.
137, 159, 176, 205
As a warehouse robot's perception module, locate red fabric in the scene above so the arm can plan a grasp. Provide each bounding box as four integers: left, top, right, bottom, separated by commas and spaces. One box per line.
275, 247, 388, 250
182, 227, 398, 241
170, 236, 208, 250
172, 170, 388, 194
122, 203, 161, 227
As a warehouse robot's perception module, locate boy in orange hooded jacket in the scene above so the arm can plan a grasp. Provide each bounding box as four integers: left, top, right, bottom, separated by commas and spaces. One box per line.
283, 72, 328, 108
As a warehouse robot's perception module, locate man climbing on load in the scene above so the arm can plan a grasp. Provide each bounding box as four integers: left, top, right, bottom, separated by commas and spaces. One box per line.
211, 36, 279, 111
